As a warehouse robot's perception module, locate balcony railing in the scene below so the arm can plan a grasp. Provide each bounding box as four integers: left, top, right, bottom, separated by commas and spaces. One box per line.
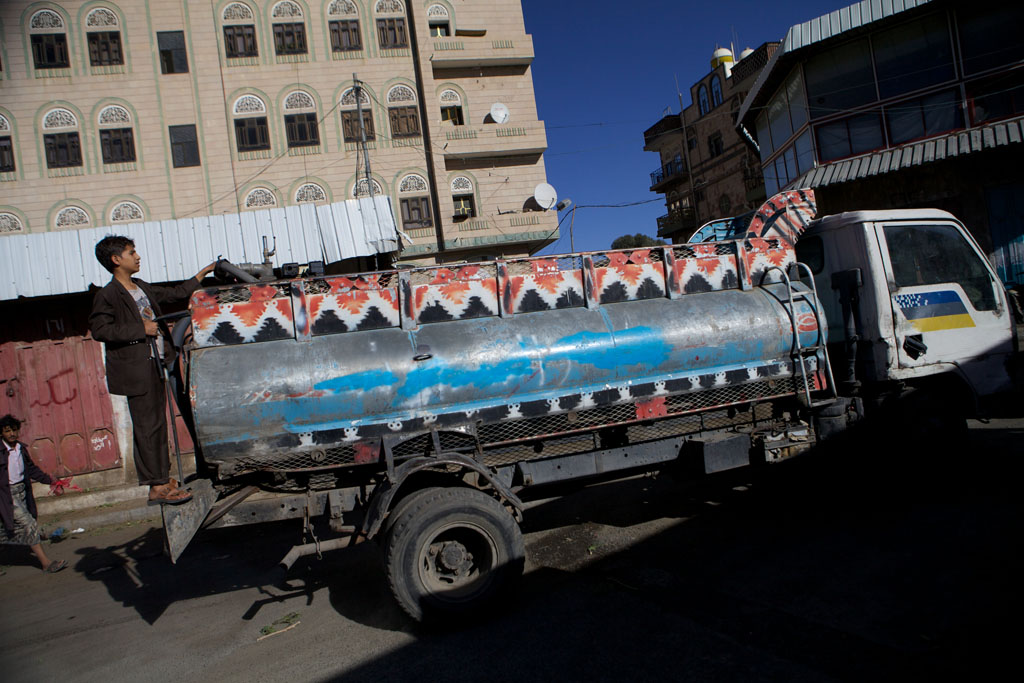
656, 207, 697, 239
649, 156, 687, 188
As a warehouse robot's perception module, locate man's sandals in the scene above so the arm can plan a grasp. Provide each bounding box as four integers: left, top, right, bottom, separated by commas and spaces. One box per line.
148, 482, 193, 506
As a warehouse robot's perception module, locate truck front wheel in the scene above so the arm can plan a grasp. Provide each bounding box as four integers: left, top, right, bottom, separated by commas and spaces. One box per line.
384, 486, 525, 623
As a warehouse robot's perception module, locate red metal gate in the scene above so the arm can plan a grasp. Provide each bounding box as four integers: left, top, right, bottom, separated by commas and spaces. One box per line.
0, 337, 121, 476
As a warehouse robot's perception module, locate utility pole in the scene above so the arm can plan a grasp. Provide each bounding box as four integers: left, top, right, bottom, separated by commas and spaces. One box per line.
353, 73, 373, 197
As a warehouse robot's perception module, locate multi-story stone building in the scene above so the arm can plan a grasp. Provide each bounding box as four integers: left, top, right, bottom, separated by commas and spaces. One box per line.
0, 0, 556, 268
642, 42, 778, 244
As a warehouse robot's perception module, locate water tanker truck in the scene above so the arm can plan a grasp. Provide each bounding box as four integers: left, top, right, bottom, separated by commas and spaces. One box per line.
158, 190, 1017, 622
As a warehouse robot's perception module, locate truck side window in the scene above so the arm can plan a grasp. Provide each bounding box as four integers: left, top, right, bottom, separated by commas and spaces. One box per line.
795, 235, 824, 274
883, 223, 996, 311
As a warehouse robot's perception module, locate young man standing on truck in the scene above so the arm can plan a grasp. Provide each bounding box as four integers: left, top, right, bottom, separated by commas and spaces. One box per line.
89, 236, 215, 505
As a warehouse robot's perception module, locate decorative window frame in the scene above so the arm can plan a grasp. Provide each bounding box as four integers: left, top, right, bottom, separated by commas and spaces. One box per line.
374, 0, 408, 54
338, 84, 375, 148
352, 177, 385, 198
52, 203, 93, 230
109, 199, 144, 223
231, 92, 273, 159
294, 181, 328, 203
710, 75, 723, 108
39, 104, 86, 176
374, 0, 405, 15
0, 111, 21, 181
387, 84, 416, 105
398, 173, 428, 193
243, 186, 279, 209
96, 102, 137, 172
82, 4, 126, 75
27, 6, 73, 78
0, 211, 27, 234
220, 1, 261, 65
281, 88, 321, 154
426, 2, 455, 36
325, 0, 362, 59
450, 175, 473, 193
269, 0, 309, 63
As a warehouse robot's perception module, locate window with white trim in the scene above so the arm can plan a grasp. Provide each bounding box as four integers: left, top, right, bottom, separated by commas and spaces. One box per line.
271, 1, 307, 55
98, 105, 135, 164
340, 86, 374, 142
86, 7, 124, 66
399, 173, 432, 231
222, 2, 259, 58
375, 0, 407, 49
353, 178, 384, 197
0, 115, 15, 173
42, 108, 82, 168
283, 90, 319, 147
30, 9, 70, 69
0, 213, 25, 234
439, 89, 464, 125
427, 4, 450, 37
244, 187, 277, 208
295, 182, 327, 203
233, 94, 271, 152
55, 205, 90, 229
387, 84, 420, 138
328, 0, 362, 52
110, 200, 144, 223
451, 176, 475, 220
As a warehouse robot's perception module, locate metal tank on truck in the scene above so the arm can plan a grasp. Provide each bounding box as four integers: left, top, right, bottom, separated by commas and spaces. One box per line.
184, 190, 827, 481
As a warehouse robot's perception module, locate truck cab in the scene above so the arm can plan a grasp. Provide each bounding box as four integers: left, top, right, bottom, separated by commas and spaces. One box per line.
796, 210, 1015, 412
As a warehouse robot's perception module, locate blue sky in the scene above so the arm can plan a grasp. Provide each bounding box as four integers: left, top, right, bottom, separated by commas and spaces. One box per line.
521, 0, 851, 254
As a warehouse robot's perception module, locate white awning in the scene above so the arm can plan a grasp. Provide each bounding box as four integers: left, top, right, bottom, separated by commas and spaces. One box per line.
0, 196, 399, 300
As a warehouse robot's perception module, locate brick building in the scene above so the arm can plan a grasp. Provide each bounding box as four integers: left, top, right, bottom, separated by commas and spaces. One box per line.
642, 42, 778, 244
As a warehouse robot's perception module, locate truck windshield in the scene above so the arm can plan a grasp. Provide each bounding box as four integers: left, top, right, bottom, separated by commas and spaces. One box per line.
883, 223, 996, 311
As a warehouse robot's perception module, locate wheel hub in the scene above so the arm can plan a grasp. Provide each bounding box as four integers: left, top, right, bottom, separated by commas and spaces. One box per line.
430, 540, 474, 578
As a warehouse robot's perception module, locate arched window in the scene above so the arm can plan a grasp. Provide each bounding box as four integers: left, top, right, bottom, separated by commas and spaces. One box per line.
29, 9, 70, 70
98, 105, 136, 165
283, 90, 319, 148
374, 0, 407, 49
0, 213, 25, 234
387, 84, 420, 138
451, 176, 475, 220
86, 7, 123, 67
398, 173, 432, 231
245, 187, 277, 208
353, 178, 384, 197
340, 86, 374, 142
55, 205, 90, 229
710, 75, 723, 108
110, 200, 144, 223
427, 4, 450, 37
328, 0, 362, 52
42, 108, 82, 169
697, 85, 710, 116
0, 115, 15, 174
439, 89, 464, 125
233, 94, 270, 153
222, 2, 258, 58
295, 182, 327, 203
271, 1, 307, 56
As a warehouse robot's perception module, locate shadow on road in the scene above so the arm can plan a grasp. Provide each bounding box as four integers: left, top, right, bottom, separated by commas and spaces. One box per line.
63, 423, 1024, 679
324, 423, 1024, 681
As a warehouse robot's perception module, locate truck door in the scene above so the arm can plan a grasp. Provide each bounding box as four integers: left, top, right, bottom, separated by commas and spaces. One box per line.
876, 221, 1011, 380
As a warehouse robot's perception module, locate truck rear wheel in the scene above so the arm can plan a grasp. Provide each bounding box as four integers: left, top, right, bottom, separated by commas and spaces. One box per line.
384, 486, 524, 623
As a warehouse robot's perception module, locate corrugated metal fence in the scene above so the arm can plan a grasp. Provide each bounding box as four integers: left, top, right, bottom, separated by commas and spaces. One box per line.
0, 196, 399, 300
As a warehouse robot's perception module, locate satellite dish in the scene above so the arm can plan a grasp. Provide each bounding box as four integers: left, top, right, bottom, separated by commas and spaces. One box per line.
490, 102, 510, 124
533, 183, 557, 210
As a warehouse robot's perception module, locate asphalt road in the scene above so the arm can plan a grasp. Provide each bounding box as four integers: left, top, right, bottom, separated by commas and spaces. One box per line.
2, 418, 1022, 682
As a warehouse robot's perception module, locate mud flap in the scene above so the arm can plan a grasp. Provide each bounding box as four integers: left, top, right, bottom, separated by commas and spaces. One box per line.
162, 479, 218, 564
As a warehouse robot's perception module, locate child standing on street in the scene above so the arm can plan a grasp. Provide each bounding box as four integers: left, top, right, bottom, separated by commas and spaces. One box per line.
89, 236, 214, 505
0, 414, 66, 573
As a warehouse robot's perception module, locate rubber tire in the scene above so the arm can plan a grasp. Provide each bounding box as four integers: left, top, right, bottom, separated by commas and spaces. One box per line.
384, 486, 524, 623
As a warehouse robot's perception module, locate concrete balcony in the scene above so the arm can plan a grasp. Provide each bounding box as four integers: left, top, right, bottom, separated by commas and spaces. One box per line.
440, 120, 547, 159
429, 33, 534, 69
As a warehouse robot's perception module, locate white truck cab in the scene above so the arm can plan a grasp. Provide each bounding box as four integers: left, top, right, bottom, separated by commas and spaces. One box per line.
797, 210, 1016, 411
